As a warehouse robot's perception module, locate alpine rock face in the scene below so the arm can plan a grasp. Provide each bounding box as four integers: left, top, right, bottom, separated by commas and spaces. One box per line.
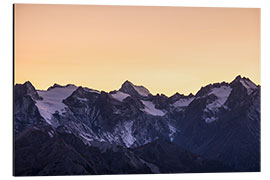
14, 75, 260, 175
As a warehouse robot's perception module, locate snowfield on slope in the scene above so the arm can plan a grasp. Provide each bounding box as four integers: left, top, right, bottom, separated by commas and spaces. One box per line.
121, 121, 136, 147
36, 85, 77, 126
173, 97, 194, 108
203, 85, 232, 123
132, 85, 150, 97
141, 100, 166, 116
111, 91, 130, 102
240, 79, 257, 95
206, 85, 232, 111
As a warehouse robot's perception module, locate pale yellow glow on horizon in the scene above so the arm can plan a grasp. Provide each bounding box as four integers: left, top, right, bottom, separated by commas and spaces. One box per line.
14, 4, 260, 96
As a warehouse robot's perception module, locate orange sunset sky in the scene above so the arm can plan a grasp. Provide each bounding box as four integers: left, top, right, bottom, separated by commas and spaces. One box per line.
14, 4, 260, 96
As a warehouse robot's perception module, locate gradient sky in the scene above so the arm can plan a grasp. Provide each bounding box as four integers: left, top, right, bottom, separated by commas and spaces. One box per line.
14, 4, 260, 96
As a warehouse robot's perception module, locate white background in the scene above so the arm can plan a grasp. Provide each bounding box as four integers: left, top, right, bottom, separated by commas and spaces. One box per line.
0, 0, 269, 179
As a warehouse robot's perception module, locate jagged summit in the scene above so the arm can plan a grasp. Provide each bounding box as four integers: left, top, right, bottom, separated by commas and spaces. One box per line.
230, 75, 258, 95
47, 83, 77, 91
15, 81, 41, 100
230, 75, 257, 85
122, 80, 133, 86
168, 92, 189, 104
120, 80, 151, 97
230, 75, 244, 85
169, 92, 194, 99
23, 80, 33, 87
234, 75, 242, 81
194, 75, 259, 97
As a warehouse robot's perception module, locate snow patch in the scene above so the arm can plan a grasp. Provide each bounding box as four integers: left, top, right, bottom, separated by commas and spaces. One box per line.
111, 91, 130, 102
79, 133, 93, 142
77, 97, 88, 102
121, 121, 136, 147
33, 127, 40, 130
173, 97, 194, 108
205, 117, 218, 123
36, 85, 77, 126
206, 86, 232, 111
48, 130, 54, 138
168, 124, 177, 142
240, 79, 257, 95
103, 132, 116, 143
141, 100, 166, 116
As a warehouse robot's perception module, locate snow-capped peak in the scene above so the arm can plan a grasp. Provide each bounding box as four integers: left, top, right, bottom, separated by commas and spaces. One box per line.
231, 75, 258, 95
120, 80, 151, 97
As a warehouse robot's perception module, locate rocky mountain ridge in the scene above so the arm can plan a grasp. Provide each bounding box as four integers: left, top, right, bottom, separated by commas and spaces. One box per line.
14, 75, 260, 175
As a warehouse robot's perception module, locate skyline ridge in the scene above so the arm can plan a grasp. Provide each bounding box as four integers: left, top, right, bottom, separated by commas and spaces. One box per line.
16, 75, 260, 97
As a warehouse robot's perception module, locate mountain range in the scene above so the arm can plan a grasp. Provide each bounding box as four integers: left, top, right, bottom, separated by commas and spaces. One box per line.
14, 75, 260, 176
